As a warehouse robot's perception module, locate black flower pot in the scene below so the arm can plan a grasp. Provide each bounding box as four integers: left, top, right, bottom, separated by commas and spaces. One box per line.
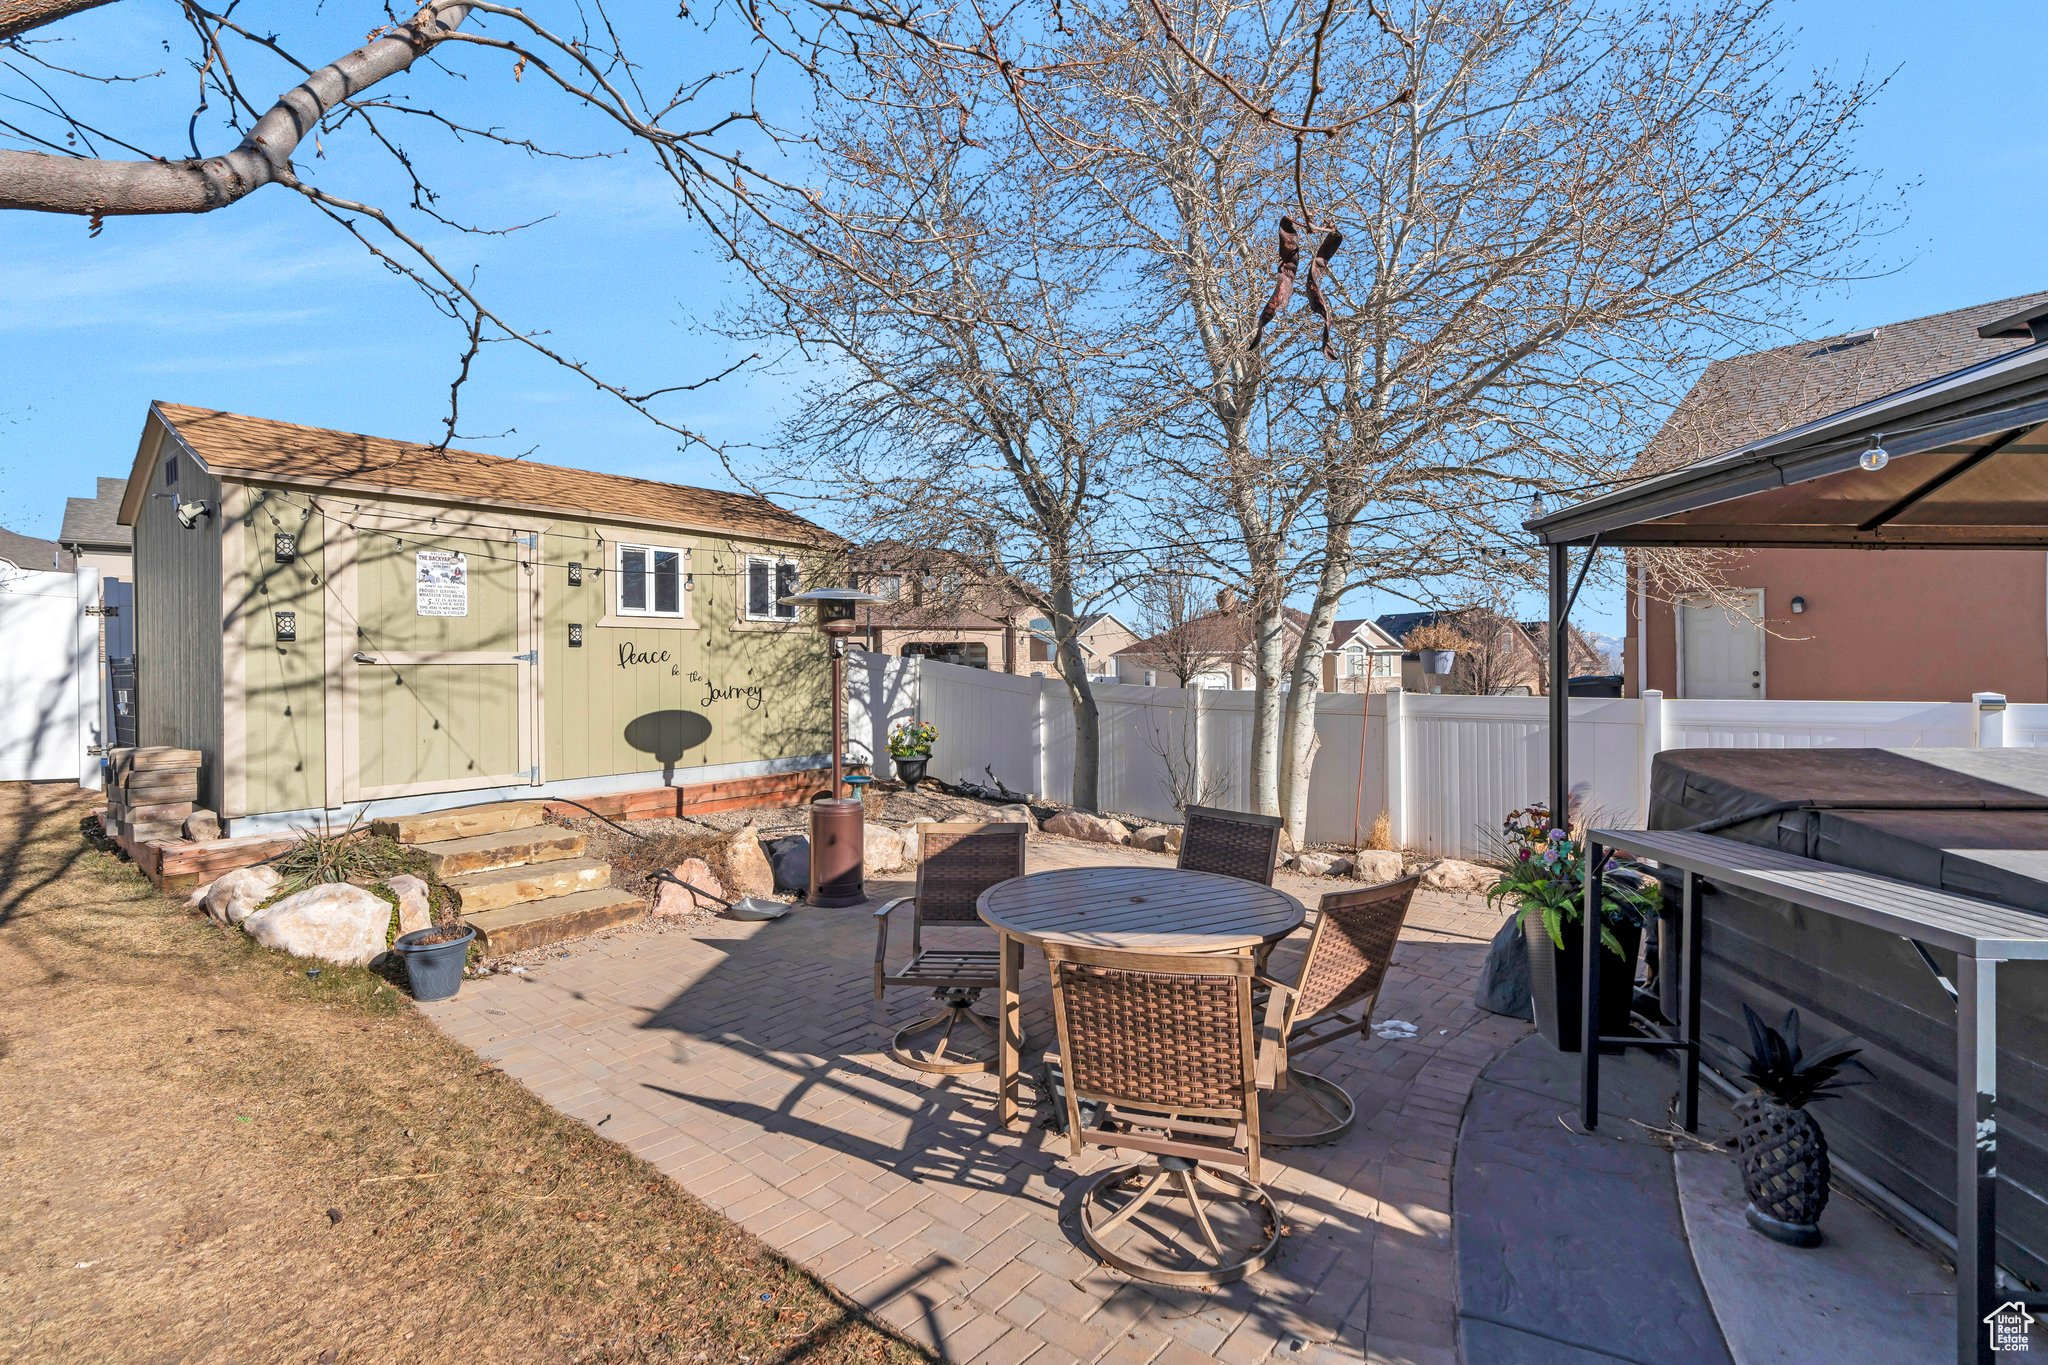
1523, 911, 1640, 1053
893, 756, 929, 791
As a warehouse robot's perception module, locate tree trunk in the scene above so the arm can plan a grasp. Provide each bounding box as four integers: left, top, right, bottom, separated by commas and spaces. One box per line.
1050, 579, 1101, 812
1246, 591, 1289, 817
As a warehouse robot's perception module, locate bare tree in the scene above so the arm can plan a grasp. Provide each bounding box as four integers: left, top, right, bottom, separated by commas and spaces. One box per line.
1018, 0, 1884, 841
1122, 557, 1240, 688
726, 58, 1138, 810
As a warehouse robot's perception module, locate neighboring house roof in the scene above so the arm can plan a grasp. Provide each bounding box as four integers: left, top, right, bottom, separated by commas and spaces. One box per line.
126, 403, 827, 545
0, 525, 69, 571
1373, 611, 1443, 644
59, 476, 132, 552
1330, 618, 1403, 651
1117, 606, 1309, 657
1636, 290, 2048, 477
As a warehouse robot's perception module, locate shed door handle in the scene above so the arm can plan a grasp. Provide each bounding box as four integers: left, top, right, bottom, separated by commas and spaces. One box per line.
352, 651, 378, 664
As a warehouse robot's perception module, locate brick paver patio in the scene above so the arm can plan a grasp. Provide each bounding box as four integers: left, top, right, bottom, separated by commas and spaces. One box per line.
423, 839, 1526, 1363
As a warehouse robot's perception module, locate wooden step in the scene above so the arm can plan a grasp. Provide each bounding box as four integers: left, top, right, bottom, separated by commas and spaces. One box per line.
418, 825, 586, 879
445, 857, 612, 913
466, 888, 647, 956
373, 801, 550, 845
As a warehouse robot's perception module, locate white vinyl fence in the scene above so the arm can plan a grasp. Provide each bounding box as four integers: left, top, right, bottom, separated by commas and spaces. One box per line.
0, 566, 103, 784
847, 651, 2032, 859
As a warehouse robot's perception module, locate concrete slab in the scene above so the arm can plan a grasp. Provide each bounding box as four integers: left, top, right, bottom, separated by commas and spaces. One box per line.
1674, 1149, 1952, 1365
1455, 1037, 1732, 1365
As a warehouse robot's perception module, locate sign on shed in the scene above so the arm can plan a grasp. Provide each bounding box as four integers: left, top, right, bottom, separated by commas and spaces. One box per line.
414, 549, 469, 617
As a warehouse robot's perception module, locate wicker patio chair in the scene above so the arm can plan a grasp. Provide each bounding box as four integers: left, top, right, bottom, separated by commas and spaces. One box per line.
1045, 941, 1281, 1287
872, 821, 1028, 1074
1178, 805, 1284, 887
1256, 874, 1421, 1146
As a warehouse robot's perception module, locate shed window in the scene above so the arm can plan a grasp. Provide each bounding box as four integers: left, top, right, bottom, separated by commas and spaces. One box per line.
745, 555, 799, 621
617, 543, 688, 618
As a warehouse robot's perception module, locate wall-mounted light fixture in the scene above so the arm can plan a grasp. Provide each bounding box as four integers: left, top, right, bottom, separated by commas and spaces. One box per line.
274, 609, 297, 642
274, 531, 298, 563
174, 498, 213, 530
568, 561, 583, 585
568, 623, 583, 648
1790, 595, 1807, 614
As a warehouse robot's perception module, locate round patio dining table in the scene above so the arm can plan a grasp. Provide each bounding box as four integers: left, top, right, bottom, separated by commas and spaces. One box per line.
977, 866, 1306, 1126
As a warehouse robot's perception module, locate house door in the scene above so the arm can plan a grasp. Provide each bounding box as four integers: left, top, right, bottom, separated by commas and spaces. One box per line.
1677, 591, 1764, 699
331, 518, 538, 803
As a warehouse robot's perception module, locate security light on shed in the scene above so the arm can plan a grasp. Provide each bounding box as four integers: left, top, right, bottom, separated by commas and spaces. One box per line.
174, 498, 213, 530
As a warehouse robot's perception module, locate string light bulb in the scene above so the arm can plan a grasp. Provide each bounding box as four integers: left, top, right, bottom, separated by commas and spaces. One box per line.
1527, 491, 1544, 522
1859, 433, 1890, 473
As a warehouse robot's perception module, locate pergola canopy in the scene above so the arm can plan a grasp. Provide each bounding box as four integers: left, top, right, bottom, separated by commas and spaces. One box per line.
1529, 334, 2048, 549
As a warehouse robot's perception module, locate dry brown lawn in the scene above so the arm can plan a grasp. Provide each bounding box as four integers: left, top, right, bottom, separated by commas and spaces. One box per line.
0, 783, 924, 1364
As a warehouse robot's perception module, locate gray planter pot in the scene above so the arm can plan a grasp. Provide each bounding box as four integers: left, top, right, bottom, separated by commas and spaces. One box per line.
394, 924, 475, 1001
1418, 649, 1457, 675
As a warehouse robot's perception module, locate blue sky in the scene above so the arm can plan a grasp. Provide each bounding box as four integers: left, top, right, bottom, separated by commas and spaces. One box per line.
3, 1, 2044, 639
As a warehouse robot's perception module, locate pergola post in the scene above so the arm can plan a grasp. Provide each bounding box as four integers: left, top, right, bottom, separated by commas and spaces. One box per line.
1548, 542, 1570, 830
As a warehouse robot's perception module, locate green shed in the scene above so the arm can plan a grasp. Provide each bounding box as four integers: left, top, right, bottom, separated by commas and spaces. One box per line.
116, 402, 835, 835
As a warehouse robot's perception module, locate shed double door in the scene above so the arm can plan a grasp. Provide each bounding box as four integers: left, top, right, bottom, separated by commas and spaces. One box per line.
328, 516, 540, 803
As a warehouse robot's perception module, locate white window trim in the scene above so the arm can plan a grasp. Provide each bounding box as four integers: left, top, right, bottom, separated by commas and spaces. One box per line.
616, 542, 691, 619
742, 554, 800, 622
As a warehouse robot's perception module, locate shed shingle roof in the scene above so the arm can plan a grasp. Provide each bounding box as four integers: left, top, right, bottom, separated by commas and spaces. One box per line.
139, 403, 825, 544
60, 477, 132, 550
1638, 290, 2048, 476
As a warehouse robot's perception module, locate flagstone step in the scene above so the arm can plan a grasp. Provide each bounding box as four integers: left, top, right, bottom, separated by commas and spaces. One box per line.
465, 888, 647, 956
373, 801, 550, 846
445, 857, 612, 913
418, 825, 587, 879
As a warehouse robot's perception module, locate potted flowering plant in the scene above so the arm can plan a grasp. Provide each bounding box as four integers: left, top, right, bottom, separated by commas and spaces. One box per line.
1487, 804, 1655, 1051
1403, 620, 1471, 677
887, 720, 939, 791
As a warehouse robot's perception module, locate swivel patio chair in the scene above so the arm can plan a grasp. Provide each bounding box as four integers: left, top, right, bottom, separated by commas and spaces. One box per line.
1045, 941, 1280, 1287
1178, 804, 1284, 887
1256, 874, 1420, 1146
872, 821, 1028, 1075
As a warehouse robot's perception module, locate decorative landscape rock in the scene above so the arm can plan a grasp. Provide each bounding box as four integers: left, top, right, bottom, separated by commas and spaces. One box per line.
241, 883, 392, 966
1131, 826, 1174, 853
863, 825, 908, 875
654, 858, 724, 916
1292, 851, 1345, 878
1349, 849, 1407, 884
724, 823, 776, 899
204, 864, 282, 926
1163, 826, 1184, 855
1417, 858, 1500, 894
382, 873, 433, 936
1043, 811, 1130, 845
182, 809, 222, 842
988, 804, 1038, 831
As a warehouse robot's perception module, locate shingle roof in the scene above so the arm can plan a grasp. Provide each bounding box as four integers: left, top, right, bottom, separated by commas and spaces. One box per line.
1638, 291, 2048, 475
59, 477, 131, 550
1117, 606, 1309, 656
0, 525, 69, 571
141, 403, 826, 544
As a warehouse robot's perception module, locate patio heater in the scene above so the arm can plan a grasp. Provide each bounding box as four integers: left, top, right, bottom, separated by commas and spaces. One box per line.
780, 586, 888, 908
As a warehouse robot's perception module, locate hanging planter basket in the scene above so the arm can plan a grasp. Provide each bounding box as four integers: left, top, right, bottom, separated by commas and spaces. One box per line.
1418, 649, 1457, 676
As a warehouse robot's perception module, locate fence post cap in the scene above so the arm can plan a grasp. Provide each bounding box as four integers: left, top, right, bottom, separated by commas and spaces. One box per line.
1974, 692, 2009, 710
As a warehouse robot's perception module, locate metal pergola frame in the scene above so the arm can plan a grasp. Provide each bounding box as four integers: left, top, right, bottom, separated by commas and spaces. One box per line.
1524, 321, 2048, 1365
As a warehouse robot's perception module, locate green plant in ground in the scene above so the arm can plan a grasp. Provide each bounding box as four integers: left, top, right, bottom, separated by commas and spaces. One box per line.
887, 719, 938, 759
1485, 805, 1653, 959
1734, 1005, 1866, 1107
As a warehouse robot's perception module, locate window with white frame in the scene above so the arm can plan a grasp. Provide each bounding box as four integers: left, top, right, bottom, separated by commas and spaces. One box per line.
1343, 644, 1368, 677
744, 555, 799, 621
869, 573, 903, 601
616, 543, 688, 617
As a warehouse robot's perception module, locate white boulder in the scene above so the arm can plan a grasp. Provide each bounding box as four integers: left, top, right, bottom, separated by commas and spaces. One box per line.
242, 883, 392, 966
1349, 850, 1408, 885
1292, 851, 1344, 878
382, 874, 433, 936
725, 823, 776, 899
1417, 858, 1501, 895
988, 804, 1038, 832
863, 824, 909, 875
1043, 811, 1131, 846
205, 864, 282, 926
1163, 826, 1184, 855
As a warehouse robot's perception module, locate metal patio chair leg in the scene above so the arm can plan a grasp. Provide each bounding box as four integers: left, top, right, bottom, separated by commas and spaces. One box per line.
1260, 1068, 1358, 1148
1077, 1156, 1281, 1288
889, 986, 999, 1075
